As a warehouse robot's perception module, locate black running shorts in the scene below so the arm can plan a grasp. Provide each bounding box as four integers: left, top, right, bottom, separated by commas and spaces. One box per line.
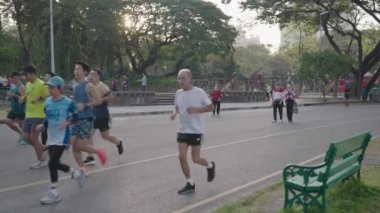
177, 133, 203, 146
93, 117, 110, 132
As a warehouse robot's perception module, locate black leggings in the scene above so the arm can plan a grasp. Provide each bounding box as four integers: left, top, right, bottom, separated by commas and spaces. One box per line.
48, 146, 70, 183
213, 100, 221, 115
286, 100, 295, 122
41, 121, 48, 146
273, 100, 283, 121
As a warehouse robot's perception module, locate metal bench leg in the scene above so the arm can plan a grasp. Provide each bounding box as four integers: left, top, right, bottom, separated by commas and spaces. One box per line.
322, 189, 328, 213
284, 186, 290, 209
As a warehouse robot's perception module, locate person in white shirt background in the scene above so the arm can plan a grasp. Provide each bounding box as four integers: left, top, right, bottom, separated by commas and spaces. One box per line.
272, 83, 284, 123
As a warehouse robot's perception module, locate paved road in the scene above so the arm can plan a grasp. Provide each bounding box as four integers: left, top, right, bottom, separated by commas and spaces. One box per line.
0, 104, 379, 213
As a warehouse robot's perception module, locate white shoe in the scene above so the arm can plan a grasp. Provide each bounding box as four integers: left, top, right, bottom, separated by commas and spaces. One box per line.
40, 189, 60, 205
30, 160, 48, 170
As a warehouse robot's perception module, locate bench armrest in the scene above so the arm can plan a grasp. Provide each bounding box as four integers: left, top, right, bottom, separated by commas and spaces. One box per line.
283, 163, 327, 185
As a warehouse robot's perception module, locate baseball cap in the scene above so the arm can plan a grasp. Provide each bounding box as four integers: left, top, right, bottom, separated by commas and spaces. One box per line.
46, 76, 65, 88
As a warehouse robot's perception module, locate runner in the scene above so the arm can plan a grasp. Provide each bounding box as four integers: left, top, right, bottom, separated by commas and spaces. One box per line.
20, 65, 49, 169
1, 72, 26, 145
83, 69, 124, 166
170, 69, 216, 194
36, 76, 75, 205
70, 61, 107, 187
41, 71, 55, 146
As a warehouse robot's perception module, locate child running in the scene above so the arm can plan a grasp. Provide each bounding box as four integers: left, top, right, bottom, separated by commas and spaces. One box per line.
36, 76, 75, 205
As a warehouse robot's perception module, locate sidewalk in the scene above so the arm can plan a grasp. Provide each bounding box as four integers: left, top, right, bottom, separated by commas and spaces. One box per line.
109, 97, 348, 117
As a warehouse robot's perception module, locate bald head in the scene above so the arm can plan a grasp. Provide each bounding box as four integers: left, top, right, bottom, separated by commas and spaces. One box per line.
178, 69, 193, 90
178, 69, 192, 79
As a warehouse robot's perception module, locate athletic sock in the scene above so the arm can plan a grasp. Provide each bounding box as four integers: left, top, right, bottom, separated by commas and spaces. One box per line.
187, 178, 194, 186
207, 161, 213, 169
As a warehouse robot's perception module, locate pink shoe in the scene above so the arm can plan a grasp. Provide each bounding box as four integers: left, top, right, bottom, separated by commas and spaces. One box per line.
97, 148, 108, 166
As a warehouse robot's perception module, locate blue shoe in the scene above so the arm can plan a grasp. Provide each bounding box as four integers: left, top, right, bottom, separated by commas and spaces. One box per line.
18, 137, 27, 145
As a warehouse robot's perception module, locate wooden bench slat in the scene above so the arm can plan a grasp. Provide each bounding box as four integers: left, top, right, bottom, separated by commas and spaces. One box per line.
328, 154, 361, 177
327, 163, 360, 187
330, 131, 371, 159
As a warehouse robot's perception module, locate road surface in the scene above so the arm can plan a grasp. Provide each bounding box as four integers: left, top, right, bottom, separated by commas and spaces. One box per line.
0, 103, 379, 213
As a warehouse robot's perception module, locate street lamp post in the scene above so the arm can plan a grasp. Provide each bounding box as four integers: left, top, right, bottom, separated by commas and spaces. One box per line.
50, 0, 56, 74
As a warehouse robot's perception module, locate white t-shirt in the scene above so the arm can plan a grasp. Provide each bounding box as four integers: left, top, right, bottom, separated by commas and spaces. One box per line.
175, 87, 212, 134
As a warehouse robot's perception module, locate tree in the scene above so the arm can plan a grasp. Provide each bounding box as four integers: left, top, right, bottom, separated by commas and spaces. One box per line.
299, 50, 353, 99
121, 0, 236, 74
241, 0, 380, 99
0, 29, 20, 73
234, 44, 271, 76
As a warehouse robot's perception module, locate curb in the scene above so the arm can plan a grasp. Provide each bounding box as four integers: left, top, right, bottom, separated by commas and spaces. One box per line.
110, 101, 355, 117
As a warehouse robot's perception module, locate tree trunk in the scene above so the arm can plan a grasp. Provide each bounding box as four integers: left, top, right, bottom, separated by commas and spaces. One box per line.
333, 75, 339, 97
0, 15, 3, 33
322, 80, 327, 102
14, 6, 30, 64
116, 52, 124, 75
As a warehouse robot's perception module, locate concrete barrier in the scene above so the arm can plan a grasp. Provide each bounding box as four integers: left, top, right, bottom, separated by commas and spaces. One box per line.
222, 91, 266, 103
111, 91, 155, 106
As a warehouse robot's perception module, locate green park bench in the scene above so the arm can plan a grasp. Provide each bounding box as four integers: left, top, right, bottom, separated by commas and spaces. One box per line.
283, 131, 372, 212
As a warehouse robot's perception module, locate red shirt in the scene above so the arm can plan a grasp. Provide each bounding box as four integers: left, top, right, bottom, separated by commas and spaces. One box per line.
211, 89, 222, 101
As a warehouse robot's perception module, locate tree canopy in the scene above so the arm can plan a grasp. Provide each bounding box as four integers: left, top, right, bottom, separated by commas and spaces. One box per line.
0, 0, 237, 79
241, 0, 380, 98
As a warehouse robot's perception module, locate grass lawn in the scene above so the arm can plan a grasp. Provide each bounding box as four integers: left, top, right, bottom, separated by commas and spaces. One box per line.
214, 139, 380, 213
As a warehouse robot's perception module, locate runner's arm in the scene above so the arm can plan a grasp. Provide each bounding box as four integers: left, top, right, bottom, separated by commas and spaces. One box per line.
101, 84, 113, 103
18, 84, 25, 99
170, 105, 179, 120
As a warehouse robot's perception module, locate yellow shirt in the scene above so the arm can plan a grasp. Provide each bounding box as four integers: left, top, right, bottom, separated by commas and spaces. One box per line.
25, 79, 49, 118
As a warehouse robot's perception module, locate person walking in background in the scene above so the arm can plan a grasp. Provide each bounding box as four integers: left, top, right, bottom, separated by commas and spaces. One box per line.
211, 85, 222, 117
111, 77, 117, 91
344, 84, 351, 107
272, 84, 284, 123
283, 84, 296, 123
137, 74, 147, 91
265, 83, 272, 101
123, 75, 129, 91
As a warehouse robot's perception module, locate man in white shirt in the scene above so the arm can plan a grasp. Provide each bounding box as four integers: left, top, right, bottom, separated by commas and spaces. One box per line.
170, 69, 215, 194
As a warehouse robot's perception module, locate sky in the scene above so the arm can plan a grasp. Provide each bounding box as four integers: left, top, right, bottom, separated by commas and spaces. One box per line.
205, 0, 282, 52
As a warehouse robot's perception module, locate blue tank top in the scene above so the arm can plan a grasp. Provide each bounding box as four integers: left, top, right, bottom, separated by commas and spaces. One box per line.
73, 81, 93, 119
9, 83, 25, 114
